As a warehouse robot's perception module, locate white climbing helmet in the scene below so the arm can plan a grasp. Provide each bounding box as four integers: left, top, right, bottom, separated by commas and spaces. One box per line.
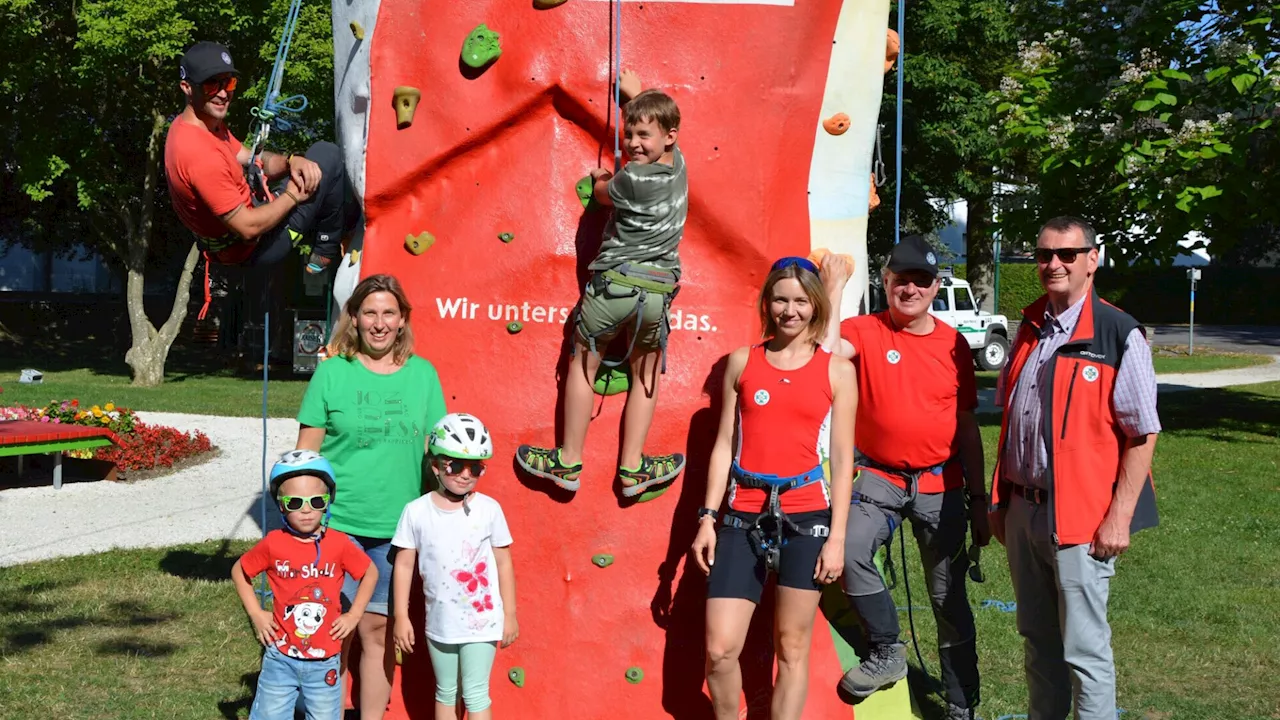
428, 413, 493, 460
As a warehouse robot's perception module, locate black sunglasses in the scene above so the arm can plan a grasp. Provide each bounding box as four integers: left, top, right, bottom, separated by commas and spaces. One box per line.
438, 458, 486, 477
1034, 247, 1093, 264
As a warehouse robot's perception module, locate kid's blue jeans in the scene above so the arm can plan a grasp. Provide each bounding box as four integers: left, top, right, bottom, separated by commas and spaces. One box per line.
250, 646, 343, 720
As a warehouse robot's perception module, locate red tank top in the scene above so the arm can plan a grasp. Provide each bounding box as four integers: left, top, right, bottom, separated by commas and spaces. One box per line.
730, 344, 833, 514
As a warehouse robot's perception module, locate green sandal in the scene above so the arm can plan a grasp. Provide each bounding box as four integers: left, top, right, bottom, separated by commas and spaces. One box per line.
516, 445, 581, 492
619, 453, 685, 499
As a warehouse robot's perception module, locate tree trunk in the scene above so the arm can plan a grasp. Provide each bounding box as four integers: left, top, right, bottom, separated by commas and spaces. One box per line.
965, 188, 996, 313
122, 109, 200, 387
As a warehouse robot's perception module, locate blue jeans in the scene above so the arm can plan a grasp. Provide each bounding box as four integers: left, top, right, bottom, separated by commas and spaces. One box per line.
250, 646, 343, 720
341, 535, 394, 616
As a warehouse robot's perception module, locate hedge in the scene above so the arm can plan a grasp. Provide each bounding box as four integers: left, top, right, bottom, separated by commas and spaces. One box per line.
954, 263, 1280, 325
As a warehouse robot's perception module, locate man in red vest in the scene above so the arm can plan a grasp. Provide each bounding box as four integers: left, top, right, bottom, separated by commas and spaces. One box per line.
821, 237, 988, 720
990, 216, 1160, 720
164, 41, 357, 272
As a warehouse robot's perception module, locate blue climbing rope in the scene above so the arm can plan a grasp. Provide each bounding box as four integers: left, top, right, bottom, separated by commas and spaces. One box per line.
611, 0, 623, 171
256, 311, 271, 603
893, 0, 905, 246
247, 0, 310, 157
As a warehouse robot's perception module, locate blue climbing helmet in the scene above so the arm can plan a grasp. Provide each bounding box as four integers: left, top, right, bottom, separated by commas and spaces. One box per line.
270, 449, 337, 502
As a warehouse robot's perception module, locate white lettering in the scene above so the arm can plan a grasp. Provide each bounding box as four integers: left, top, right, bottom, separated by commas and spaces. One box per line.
431, 297, 721, 334
436, 297, 467, 319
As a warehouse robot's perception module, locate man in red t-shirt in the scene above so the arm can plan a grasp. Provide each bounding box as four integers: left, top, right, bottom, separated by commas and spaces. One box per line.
821, 236, 989, 720
164, 41, 358, 272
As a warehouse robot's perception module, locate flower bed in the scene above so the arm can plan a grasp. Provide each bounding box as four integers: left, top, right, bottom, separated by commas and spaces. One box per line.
0, 400, 216, 475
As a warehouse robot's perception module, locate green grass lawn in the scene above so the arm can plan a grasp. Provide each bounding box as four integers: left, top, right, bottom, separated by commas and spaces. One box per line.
1150, 347, 1274, 374
2, 384, 1279, 719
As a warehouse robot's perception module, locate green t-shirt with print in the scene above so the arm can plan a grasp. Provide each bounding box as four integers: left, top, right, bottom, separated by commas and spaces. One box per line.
297, 354, 447, 538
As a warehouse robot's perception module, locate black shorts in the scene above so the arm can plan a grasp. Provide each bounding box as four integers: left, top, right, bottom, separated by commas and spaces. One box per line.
706, 509, 832, 603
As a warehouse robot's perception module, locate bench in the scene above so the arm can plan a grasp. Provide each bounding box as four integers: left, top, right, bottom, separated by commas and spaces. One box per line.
0, 421, 122, 489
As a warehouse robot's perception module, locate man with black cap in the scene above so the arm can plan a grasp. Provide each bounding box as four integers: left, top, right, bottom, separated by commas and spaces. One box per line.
820, 235, 988, 720
164, 41, 355, 271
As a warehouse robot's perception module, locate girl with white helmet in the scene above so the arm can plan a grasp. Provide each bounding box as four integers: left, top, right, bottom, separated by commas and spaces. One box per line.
390, 413, 519, 720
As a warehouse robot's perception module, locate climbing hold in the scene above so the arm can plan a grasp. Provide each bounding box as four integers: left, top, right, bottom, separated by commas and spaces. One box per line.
823, 113, 851, 136
625, 666, 644, 684
498, 232, 515, 243
405, 231, 435, 255
507, 321, 523, 334
392, 87, 421, 129
461, 24, 503, 69
349, 21, 365, 40
533, 0, 569, 7
575, 175, 594, 208
508, 667, 526, 688
869, 174, 881, 211
591, 553, 614, 568
885, 29, 900, 73
593, 366, 630, 396
808, 248, 855, 271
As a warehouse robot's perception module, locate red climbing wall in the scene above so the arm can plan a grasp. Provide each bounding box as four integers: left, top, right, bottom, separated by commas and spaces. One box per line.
362, 0, 856, 717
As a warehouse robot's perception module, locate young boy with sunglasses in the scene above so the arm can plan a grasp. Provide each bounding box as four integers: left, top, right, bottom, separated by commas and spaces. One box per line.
231, 449, 378, 720
393, 413, 517, 720
516, 70, 688, 500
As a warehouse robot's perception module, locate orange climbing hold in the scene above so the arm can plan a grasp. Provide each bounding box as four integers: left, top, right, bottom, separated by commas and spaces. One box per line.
885, 29, 900, 73
869, 173, 881, 211
808, 247, 855, 271
823, 113, 851, 136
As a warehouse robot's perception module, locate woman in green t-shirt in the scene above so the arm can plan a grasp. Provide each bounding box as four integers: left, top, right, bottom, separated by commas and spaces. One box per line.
296, 273, 447, 719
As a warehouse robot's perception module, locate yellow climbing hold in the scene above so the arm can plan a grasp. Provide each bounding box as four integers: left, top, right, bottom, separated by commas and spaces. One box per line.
349, 21, 365, 40
393, 87, 422, 129
405, 231, 435, 255
534, 0, 569, 7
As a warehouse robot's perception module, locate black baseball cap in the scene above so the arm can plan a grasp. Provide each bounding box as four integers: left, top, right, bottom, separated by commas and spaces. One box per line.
179, 41, 238, 85
887, 234, 940, 278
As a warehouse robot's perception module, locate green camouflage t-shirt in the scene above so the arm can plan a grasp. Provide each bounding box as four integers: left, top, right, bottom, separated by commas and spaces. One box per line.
588, 146, 688, 280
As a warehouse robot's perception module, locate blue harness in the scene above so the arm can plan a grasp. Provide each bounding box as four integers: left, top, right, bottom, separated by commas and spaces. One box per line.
724, 462, 830, 571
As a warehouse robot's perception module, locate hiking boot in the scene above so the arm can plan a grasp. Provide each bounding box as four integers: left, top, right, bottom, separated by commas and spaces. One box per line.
515, 445, 581, 492
838, 642, 907, 698
945, 703, 975, 720
619, 453, 685, 498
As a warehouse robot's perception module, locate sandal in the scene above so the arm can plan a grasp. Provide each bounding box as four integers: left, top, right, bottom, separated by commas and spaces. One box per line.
515, 445, 582, 492
619, 453, 685, 498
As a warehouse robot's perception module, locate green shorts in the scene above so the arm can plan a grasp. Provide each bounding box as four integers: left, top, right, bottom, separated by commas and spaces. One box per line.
576, 277, 670, 352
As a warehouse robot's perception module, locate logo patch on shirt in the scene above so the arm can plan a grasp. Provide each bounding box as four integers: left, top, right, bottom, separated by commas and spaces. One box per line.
1082, 365, 1100, 382
753, 389, 770, 406
886, 349, 902, 365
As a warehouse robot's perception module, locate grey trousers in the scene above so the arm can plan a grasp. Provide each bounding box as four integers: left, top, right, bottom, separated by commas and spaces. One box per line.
842, 472, 979, 707
1007, 494, 1118, 720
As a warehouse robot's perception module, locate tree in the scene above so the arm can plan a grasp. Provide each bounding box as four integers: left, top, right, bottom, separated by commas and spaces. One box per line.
992, 0, 1279, 264
869, 0, 1018, 307
0, 0, 334, 385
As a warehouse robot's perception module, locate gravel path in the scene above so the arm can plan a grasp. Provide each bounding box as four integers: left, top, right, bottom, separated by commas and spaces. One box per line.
4, 357, 1279, 567
0, 411, 298, 568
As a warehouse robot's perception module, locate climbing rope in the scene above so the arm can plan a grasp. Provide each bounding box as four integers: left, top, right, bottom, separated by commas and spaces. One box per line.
246, 0, 310, 167
893, 0, 906, 246
256, 311, 271, 603
612, 0, 623, 170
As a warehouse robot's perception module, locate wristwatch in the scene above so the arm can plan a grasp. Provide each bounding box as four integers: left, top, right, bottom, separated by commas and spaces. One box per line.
697, 507, 719, 522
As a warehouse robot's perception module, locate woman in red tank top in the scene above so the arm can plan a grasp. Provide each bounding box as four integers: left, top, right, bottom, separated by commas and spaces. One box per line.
690, 257, 857, 720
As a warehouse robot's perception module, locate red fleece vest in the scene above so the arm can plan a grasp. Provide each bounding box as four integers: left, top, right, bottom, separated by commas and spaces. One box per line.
993, 290, 1159, 545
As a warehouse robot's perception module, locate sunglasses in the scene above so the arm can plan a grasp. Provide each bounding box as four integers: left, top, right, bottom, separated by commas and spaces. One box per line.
278, 494, 330, 512
201, 76, 238, 95
1034, 247, 1093, 264
438, 458, 486, 477
771, 256, 820, 275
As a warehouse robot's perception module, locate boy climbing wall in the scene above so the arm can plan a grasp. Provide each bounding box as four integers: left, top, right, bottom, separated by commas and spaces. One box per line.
516, 70, 687, 500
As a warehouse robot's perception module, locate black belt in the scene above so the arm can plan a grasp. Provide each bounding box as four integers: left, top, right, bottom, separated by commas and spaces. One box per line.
1009, 483, 1049, 504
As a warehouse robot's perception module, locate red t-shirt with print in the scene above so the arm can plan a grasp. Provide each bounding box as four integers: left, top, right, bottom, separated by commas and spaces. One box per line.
239, 529, 371, 660
840, 312, 977, 493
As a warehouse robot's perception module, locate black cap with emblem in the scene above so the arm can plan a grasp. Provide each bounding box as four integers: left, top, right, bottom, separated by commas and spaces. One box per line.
179, 41, 238, 85
887, 234, 940, 278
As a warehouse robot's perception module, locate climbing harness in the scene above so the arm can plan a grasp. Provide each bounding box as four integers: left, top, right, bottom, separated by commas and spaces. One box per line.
723, 462, 830, 572
576, 262, 680, 372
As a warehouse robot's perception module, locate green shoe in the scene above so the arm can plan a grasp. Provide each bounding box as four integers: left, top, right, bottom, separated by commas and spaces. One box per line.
515, 445, 581, 492
619, 453, 685, 498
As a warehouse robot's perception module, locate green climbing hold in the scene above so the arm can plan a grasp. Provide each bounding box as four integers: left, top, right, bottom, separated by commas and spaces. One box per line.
499, 232, 515, 243
508, 667, 526, 687
591, 553, 614, 568
575, 175, 594, 208
593, 366, 630, 396
405, 231, 435, 255
634, 485, 672, 503
461, 24, 503, 69
507, 321, 523, 334
625, 666, 644, 684
349, 21, 365, 40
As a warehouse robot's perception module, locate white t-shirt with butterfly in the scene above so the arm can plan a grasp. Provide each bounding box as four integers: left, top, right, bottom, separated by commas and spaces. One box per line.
391, 492, 513, 644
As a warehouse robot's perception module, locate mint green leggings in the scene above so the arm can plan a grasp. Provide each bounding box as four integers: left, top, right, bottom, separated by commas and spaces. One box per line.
427, 639, 498, 711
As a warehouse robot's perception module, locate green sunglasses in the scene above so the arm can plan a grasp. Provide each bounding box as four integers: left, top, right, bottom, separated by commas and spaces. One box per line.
278, 494, 331, 512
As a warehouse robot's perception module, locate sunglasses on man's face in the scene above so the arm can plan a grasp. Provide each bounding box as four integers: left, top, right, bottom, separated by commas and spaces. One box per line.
279, 494, 330, 512
438, 458, 486, 477
771, 256, 820, 275
1034, 247, 1093, 264
201, 76, 238, 96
